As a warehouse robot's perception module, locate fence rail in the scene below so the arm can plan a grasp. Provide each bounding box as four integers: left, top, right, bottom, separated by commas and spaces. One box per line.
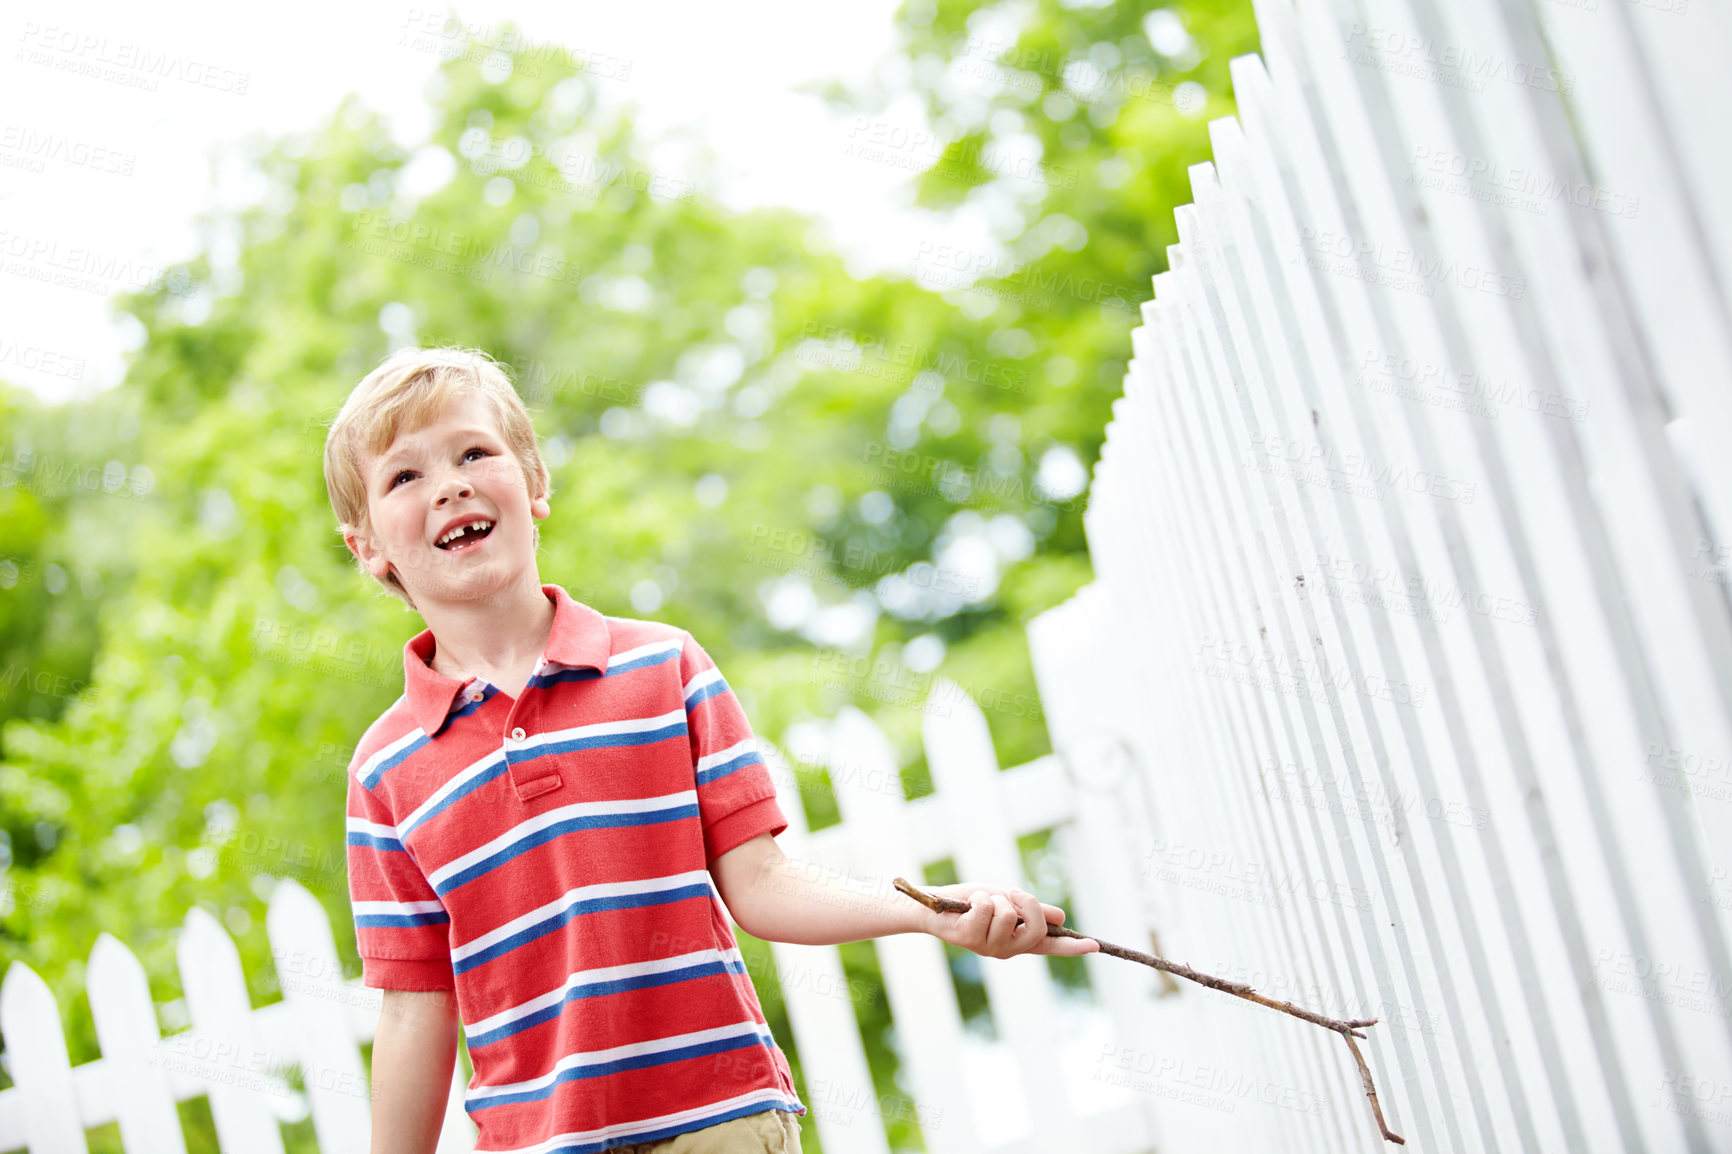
1041, 0, 1732, 1150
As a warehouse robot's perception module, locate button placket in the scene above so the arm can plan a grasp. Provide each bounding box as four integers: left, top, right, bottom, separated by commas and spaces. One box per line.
503, 680, 559, 802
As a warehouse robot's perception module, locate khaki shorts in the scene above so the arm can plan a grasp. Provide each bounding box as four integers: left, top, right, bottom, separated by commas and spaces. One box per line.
612, 1108, 804, 1154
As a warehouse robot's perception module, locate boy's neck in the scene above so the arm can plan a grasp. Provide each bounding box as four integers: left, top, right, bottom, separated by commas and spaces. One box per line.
420, 574, 557, 683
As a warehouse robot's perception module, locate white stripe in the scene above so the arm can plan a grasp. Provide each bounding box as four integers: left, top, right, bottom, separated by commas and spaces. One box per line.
463, 946, 745, 1041
695, 737, 757, 776
480, 1087, 796, 1154
428, 790, 698, 892
451, 869, 711, 965
608, 638, 681, 669
401, 711, 684, 836
401, 746, 507, 831
356, 726, 423, 786
514, 708, 686, 757
345, 817, 401, 840
352, 899, 445, 916
682, 665, 723, 703
467, 1018, 774, 1102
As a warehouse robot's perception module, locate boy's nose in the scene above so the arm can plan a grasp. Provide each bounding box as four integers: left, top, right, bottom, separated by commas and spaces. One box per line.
436, 479, 474, 503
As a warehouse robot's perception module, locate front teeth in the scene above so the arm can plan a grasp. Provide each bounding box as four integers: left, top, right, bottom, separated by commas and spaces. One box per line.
438, 520, 493, 547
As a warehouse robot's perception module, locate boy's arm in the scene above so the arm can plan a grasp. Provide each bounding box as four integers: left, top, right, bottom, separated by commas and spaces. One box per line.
711, 832, 925, 943
345, 746, 462, 1151
712, 831, 1099, 958
369, 988, 460, 1154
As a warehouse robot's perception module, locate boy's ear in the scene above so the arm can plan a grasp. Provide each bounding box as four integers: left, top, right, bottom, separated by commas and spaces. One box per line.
531, 494, 551, 520
344, 528, 393, 581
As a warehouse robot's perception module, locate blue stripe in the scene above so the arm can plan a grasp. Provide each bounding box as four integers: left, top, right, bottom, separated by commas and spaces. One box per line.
528, 665, 602, 689
468, 1030, 778, 1111
695, 750, 762, 787
360, 733, 430, 790
400, 755, 511, 838
356, 911, 451, 929
603, 647, 680, 676
347, 831, 405, 852
507, 1103, 805, 1153
467, 958, 749, 1049
436, 684, 499, 733
685, 678, 730, 709
436, 804, 700, 895
453, 882, 712, 974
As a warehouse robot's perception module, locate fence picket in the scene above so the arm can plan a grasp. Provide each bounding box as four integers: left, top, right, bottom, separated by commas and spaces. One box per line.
177, 907, 291, 1152
756, 740, 893, 1154
921, 678, 1072, 1144
264, 880, 370, 1153
0, 961, 89, 1152
1040, 0, 1732, 1148
87, 934, 186, 1153
826, 705, 983, 1154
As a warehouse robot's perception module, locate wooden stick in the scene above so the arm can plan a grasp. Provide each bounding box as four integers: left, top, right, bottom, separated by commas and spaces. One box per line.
892, 876, 1406, 1146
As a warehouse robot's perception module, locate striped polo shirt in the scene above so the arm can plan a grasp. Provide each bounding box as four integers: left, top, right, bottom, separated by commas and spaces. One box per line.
344, 582, 808, 1153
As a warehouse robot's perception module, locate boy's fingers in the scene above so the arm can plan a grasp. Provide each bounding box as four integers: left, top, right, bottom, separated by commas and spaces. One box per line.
1006, 890, 1048, 953
961, 891, 993, 942
988, 894, 1017, 950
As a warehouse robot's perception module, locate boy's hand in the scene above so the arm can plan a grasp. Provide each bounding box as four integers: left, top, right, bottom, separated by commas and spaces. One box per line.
922, 883, 1100, 959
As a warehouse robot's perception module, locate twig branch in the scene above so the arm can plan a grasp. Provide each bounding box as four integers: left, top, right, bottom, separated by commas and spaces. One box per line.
892, 876, 1406, 1146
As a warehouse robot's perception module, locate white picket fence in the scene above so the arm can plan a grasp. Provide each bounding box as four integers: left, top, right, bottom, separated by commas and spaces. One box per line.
1040, 0, 1732, 1151
759, 698, 1169, 1154
0, 684, 1177, 1153
0, 878, 477, 1153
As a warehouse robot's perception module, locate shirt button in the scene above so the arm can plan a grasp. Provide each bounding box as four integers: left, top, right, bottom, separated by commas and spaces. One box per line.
466, 688, 484, 702
511, 727, 526, 742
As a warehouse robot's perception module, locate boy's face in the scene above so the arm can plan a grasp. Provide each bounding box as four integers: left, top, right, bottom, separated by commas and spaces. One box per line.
344, 393, 550, 608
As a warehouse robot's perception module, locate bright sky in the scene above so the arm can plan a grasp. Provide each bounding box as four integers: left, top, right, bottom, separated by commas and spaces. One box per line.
1, 0, 1005, 405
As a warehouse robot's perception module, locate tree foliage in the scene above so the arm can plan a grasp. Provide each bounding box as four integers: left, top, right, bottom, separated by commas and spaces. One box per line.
0, 3, 1255, 1148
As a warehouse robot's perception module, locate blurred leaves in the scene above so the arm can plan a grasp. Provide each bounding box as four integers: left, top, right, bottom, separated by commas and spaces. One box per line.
0, 3, 1253, 1148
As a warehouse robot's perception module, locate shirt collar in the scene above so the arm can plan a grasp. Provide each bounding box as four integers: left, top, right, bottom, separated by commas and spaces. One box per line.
402, 583, 611, 737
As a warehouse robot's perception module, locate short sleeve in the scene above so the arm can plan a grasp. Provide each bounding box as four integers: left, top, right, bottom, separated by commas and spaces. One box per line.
345, 763, 456, 991
679, 630, 790, 864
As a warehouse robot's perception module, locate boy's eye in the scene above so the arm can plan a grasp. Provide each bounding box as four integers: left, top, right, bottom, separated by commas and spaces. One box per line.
389, 447, 487, 489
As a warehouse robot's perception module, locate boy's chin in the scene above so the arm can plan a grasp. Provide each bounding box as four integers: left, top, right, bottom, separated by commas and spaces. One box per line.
409, 553, 537, 603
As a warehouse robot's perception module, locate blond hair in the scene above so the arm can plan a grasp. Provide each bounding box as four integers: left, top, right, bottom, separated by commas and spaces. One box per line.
322, 346, 552, 611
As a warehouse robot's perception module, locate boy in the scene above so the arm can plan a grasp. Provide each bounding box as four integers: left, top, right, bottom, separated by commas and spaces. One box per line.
323, 346, 1098, 1154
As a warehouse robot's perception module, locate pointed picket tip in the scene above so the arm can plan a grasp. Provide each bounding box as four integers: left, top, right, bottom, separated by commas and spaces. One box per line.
0, 959, 88, 1150
267, 876, 349, 1004
1, 956, 55, 1019
178, 903, 236, 966
829, 705, 900, 771
827, 706, 908, 822
87, 930, 144, 984
920, 675, 998, 787
266, 877, 333, 943
87, 929, 165, 1050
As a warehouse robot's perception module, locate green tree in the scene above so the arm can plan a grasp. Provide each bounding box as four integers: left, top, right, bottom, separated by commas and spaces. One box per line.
0, 4, 1254, 1148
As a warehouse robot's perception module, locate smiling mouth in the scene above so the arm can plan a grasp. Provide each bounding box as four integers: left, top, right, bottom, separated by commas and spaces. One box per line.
436, 522, 495, 551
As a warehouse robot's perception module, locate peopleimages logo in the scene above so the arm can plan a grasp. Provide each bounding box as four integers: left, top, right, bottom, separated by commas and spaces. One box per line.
1292, 225, 1526, 301
1340, 24, 1574, 95
1408, 146, 1639, 220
